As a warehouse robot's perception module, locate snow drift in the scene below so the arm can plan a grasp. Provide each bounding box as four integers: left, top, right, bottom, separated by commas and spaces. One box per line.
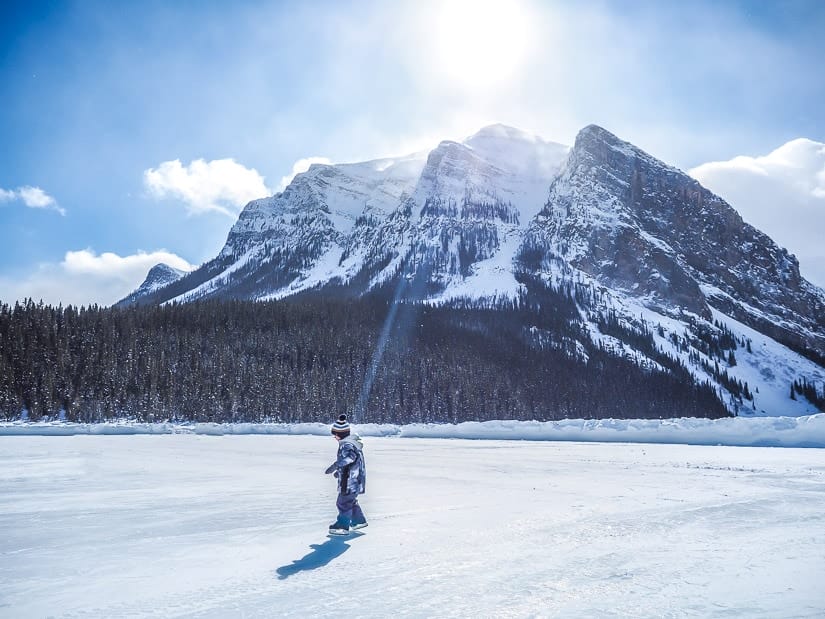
3, 414, 824, 448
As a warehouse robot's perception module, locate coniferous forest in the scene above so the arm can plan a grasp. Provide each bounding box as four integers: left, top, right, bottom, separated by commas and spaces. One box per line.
0, 289, 730, 423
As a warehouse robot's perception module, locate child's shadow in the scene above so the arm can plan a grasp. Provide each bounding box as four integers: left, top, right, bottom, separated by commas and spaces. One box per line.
276, 533, 364, 580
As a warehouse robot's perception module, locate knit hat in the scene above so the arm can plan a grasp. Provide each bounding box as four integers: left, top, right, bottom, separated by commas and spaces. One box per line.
331, 414, 351, 437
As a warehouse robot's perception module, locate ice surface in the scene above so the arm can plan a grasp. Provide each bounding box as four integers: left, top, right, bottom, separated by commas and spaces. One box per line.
1, 434, 823, 618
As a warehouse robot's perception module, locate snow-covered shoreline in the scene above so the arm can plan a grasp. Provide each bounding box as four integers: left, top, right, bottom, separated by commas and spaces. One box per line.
2, 414, 824, 448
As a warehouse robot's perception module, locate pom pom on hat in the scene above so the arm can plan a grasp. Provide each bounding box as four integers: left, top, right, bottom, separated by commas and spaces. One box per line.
331, 414, 351, 436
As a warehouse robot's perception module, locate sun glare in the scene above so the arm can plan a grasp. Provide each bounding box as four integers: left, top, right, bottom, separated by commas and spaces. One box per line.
433, 0, 534, 89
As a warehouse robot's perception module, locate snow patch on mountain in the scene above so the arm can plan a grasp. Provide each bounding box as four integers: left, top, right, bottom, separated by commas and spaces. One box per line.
170, 249, 259, 303
258, 245, 346, 301
708, 307, 825, 415
431, 227, 525, 304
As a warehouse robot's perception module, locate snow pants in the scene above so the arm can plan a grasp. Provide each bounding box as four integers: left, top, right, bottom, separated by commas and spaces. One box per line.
336, 492, 365, 527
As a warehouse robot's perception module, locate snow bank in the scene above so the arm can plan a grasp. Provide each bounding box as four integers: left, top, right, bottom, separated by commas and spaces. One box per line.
2, 415, 825, 447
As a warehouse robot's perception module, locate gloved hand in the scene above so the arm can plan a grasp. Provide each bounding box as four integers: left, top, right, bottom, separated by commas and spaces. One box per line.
325, 463, 336, 475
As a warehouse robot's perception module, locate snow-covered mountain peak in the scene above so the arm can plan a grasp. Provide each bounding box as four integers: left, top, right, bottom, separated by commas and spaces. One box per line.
463, 124, 569, 181
116, 263, 189, 306
574, 124, 640, 152
119, 123, 825, 417
410, 129, 565, 225
572, 124, 686, 180
223, 148, 428, 253
420, 139, 501, 185
467, 123, 537, 141
577, 123, 620, 141
149, 262, 185, 277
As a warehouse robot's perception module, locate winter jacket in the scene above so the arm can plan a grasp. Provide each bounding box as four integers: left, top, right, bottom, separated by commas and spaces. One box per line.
333, 435, 366, 495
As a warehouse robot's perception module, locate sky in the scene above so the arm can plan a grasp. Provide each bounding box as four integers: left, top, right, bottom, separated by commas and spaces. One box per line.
1, 0, 824, 306
2, 434, 824, 616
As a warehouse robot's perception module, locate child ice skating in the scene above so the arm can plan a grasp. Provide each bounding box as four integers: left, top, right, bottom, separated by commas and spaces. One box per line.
325, 414, 367, 535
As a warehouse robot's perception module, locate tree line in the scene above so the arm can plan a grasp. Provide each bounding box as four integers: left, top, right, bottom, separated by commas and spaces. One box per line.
0, 291, 731, 423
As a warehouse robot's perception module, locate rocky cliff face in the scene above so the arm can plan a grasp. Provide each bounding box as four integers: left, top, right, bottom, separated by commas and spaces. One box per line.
119, 124, 825, 416
522, 125, 825, 357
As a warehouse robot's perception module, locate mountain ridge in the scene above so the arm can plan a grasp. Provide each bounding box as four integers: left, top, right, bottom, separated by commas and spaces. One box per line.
119, 123, 825, 416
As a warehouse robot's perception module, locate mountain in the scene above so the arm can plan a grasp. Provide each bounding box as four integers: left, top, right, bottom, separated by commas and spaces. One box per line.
119, 124, 825, 417
121, 124, 568, 305
118, 263, 188, 306
522, 125, 825, 352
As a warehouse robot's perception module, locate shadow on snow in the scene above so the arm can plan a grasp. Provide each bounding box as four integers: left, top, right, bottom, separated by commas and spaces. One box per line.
275, 533, 364, 580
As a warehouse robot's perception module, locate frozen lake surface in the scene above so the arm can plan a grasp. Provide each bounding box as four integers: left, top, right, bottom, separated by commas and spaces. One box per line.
2, 434, 824, 617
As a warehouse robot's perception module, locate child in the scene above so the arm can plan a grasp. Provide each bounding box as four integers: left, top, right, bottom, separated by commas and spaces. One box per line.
325, 414, 367, 534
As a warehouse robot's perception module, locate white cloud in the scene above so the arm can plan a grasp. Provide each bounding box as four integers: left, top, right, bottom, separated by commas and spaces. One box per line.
0, 249, 193, 307
18, 186, 55, 208
690, 138, 825, 289
144, 158, 271, 217
277, 157, 332, 192
0, 185, 65, 215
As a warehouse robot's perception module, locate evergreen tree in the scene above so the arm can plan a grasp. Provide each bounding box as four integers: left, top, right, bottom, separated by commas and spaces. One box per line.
0, 295, 744, 423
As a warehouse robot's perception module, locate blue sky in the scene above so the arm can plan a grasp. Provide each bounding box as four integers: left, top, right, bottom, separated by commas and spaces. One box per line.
2, 0, 824, 305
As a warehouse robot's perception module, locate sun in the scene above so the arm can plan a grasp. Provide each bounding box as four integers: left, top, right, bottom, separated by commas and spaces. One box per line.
433, 0, 534, 89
